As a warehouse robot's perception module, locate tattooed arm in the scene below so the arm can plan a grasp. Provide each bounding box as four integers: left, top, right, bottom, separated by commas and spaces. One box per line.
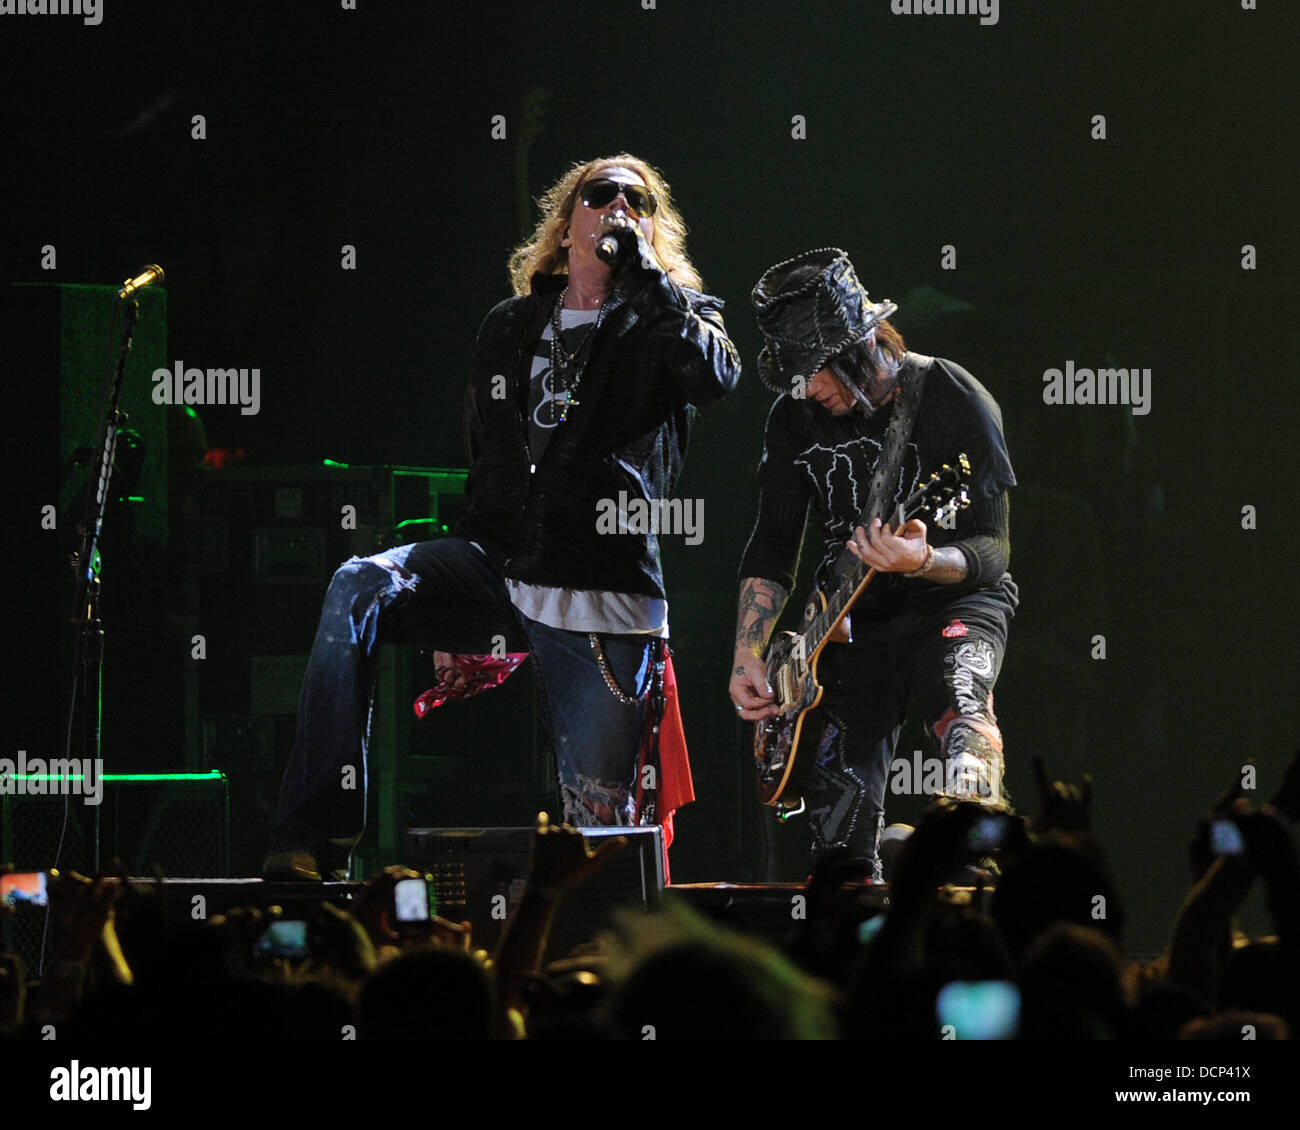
730, 577, 789, 721
735, 576, 789, 658
731, 487, 807, 721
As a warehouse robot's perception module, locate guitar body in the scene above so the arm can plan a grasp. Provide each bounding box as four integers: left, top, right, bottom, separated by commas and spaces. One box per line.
753, 631, 828, 807
753, 593, 841, 808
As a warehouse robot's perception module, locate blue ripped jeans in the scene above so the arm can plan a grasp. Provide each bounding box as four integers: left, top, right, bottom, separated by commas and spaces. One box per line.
270, 538, 651, 864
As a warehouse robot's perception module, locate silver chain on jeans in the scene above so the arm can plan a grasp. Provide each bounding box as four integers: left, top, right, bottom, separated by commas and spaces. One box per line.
588, 634, 640, 704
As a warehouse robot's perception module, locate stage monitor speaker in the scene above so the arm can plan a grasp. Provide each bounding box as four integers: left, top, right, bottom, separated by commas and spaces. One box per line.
0, 773, 228, 972
403, 825, 664, 961
0, 772, 229, 877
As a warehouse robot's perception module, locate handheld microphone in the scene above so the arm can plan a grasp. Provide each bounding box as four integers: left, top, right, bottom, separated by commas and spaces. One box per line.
118, 264, 165, 300
595, 212, 637, 264
595, 234, 621, 263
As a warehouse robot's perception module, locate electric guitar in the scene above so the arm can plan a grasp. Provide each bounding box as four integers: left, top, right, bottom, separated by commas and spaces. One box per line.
753, 455, 972, 813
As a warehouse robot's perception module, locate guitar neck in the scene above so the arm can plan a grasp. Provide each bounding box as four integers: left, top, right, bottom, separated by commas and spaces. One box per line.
807, 499, 904, 649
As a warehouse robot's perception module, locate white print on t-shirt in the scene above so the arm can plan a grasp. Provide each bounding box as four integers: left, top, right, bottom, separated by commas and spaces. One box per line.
793, 435, 921, 544
531, 309, 599, 430
532, 366, 571, 429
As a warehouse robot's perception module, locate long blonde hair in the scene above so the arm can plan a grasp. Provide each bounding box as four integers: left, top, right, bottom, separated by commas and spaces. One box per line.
508, 154, 704, 296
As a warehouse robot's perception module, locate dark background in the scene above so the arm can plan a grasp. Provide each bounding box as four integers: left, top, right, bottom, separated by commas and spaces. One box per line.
6, 0, 1298, 955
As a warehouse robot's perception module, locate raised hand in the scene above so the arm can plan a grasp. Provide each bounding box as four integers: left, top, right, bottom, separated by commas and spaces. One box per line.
47, 869, 123, 953
308, 900, 376, 979
210, 904, 281, 979
1031, 755, 1093, 834
354, 864, 422, 949
1225, 802, 1300, 890
528, 812, 626, 894
893, 798, 1022, 898
1189, 759, 1258, 879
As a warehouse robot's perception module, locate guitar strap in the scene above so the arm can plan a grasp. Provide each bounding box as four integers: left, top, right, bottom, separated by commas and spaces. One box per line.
830, 352, 933, 586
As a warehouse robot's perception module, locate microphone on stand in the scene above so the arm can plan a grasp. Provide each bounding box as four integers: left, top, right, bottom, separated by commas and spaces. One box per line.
118, 264, 165, 300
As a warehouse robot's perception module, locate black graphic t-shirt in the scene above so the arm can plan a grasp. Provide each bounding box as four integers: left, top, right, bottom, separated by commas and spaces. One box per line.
754, 355, 1018, 622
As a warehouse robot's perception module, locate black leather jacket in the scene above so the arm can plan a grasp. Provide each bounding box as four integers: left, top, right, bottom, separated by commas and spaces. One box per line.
456, 266, 740, 598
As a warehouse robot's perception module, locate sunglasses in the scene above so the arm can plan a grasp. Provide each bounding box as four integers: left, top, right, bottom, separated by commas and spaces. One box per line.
579, 177, 659, 217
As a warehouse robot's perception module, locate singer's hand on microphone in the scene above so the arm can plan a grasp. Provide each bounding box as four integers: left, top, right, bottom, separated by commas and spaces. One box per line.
596, 212, 660, 275
595, 211, 637, 259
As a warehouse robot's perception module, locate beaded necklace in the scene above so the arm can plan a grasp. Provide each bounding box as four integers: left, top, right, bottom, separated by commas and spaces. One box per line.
548, 285, 602, 424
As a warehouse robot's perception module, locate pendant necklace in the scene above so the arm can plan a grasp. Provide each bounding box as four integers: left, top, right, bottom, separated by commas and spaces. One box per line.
549, 285, 600, 424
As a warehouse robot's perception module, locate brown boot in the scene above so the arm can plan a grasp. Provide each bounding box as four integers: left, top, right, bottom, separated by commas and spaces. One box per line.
262, 849, 322, 881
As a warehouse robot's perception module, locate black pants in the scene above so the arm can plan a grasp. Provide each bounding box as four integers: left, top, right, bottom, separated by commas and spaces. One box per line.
802, 598, 1011, 879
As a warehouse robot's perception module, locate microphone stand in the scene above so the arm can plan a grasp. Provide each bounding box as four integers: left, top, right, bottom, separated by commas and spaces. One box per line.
69, 296, 141, 871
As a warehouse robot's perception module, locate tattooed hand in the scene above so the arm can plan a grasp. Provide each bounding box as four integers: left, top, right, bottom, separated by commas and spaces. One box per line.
731, 649, 780, 722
